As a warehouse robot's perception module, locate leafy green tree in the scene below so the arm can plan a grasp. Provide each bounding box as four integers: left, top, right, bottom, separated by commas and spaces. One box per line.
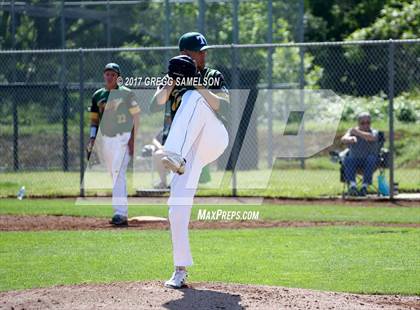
343, 1, 420, 95
306, 0, 419, 96
305, 0, 388, 41
347, 1, 419, 40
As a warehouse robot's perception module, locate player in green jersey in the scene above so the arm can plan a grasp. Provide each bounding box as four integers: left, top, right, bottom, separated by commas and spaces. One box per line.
88, 63, 140, 226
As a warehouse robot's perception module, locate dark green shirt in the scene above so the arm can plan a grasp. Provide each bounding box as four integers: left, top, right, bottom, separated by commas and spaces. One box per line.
151, 67, 229, 144
90, 85, 140, 137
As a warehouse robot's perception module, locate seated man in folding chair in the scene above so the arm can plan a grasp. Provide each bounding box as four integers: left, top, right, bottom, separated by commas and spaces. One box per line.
341, 112, 379, 196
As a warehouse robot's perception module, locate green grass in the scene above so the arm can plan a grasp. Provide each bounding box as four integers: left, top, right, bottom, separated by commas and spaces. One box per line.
0, 227, 419, 294
1, 199, 419, 224
1, 167, 419, 198
2, 110, 419, 137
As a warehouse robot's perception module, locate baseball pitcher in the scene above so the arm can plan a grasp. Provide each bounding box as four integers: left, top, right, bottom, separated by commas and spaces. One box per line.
88, 63, 140, 226
151, 32, 229, 288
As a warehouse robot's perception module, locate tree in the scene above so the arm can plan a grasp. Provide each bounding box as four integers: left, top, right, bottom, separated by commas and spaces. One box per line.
305, 0, 388, 41
343, 1, 420, 95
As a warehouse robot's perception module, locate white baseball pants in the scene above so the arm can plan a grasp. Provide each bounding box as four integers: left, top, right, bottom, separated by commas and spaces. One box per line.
164, 90, 229, 267
101, 132, 131, 217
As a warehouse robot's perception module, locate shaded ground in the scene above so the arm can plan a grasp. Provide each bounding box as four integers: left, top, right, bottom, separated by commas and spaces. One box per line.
0, 215, 419, 231
0, 281, 419, 310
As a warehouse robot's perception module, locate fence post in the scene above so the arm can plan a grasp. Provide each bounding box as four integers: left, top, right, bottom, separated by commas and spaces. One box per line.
230, 44, 239, 197
164, 0, 171, 63
231, 0, 239, 197
198, 0, 205, 34
61, 0, 69, 171
267, 0, 274, 167
11, 0, 19, 171
106, 0, 111, 62
62, 87, 69, 171
298, 0, 305, 169
12, 89, 18, 171
387, 39, 395, 200
298, 45, 306, 169
79, 48, 85, 197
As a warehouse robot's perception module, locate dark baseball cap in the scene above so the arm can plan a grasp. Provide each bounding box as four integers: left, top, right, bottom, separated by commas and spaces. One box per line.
178, 32, 209, 52
104, 63, 121, 75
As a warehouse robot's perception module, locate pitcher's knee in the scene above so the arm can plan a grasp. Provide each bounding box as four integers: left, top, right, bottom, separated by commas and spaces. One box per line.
213, 129, 229, 160
221, 129, 229, 152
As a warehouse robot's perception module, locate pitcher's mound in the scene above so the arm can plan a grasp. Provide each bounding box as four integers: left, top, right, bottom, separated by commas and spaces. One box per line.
1, 281, 418, 310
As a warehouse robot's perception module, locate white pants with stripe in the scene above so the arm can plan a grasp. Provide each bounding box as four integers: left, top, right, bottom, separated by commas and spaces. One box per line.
164, 90, 229, 267
101, 132, 131, 217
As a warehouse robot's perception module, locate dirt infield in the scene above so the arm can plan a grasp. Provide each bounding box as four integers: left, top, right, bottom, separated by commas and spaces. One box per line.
1, 281, 419, 310
1, 215, 419, 231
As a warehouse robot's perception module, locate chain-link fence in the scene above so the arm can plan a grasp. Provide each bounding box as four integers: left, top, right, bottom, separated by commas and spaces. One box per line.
1, 0, 303, 49
0, 39, 419, 199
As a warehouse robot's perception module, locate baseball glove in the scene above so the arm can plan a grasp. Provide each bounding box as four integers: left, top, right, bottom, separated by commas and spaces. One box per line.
167, 55, 199, 79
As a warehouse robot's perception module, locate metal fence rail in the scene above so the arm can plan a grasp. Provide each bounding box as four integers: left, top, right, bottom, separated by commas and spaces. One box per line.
0, 39, 419, 199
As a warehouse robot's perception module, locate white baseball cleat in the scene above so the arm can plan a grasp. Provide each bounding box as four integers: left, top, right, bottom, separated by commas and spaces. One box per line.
164, 270, 188, 289
161, 152, 186, 175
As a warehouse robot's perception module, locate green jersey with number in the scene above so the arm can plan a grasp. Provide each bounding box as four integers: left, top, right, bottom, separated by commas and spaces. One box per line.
151, 67, 229, 144
90, 85, 140, 137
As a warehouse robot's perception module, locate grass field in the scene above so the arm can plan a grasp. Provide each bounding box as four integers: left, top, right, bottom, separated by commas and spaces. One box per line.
1, 227, 419, 294
0, 199, 420, 224
0, 198, 419, 295
1, 167, 419, 198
